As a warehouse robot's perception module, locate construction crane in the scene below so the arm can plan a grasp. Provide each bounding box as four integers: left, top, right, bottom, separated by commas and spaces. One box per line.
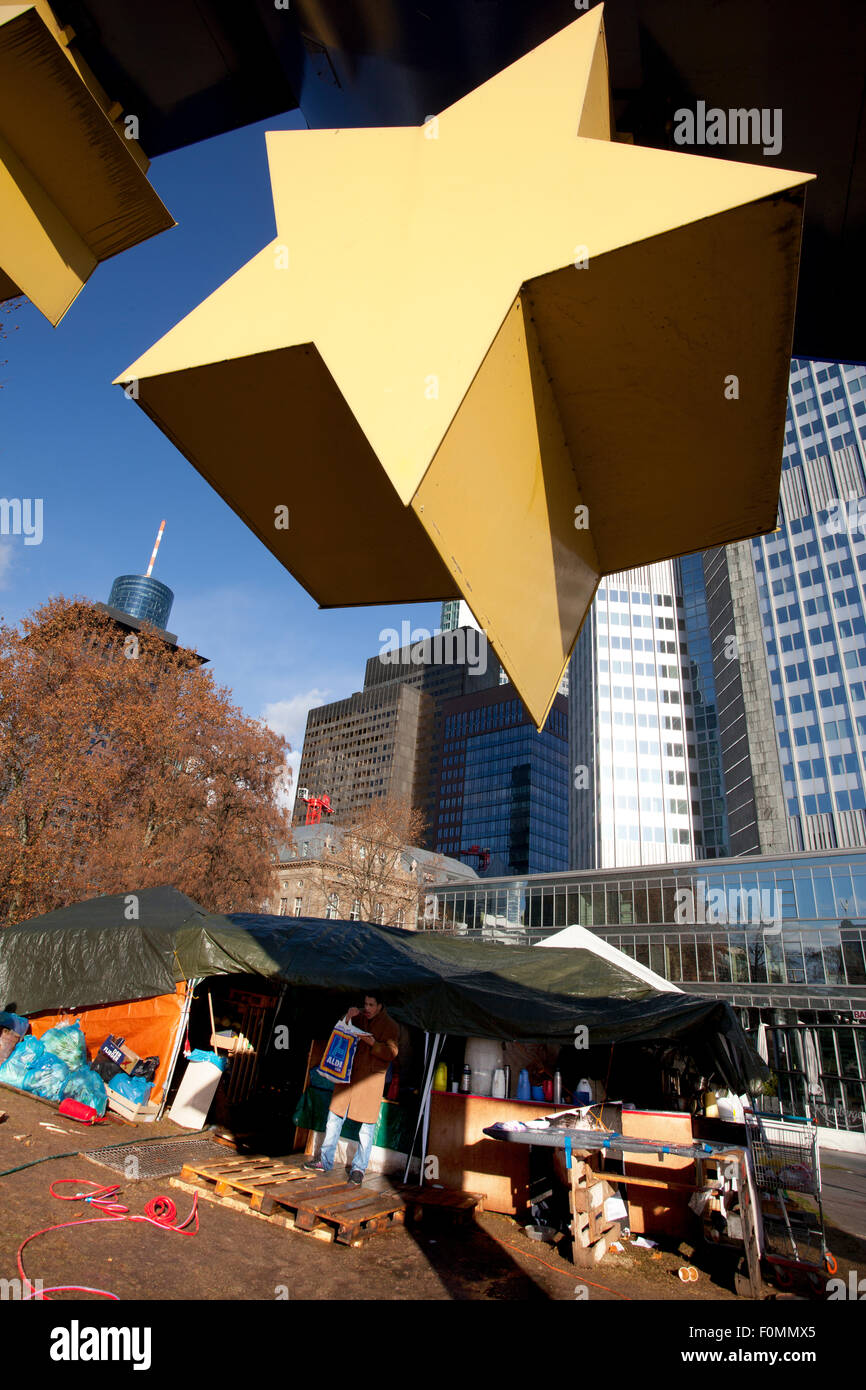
297, 788, 333, 826
457, 844, 491, 872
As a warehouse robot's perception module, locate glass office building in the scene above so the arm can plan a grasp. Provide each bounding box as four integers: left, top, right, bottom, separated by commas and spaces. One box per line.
759, 357, 866, 851
679, 553, 729, 858
569, 560, 701, 869
107, 574, 174, 631
426, 849, 866, 1137
569, 358, 866, 871
434, 684, 569, 876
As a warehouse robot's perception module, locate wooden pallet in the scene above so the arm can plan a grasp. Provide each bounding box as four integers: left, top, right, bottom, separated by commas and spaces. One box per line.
177, 1153, 483, 1245
179, 1155, 313, 1209
178, 1153, 407, 1244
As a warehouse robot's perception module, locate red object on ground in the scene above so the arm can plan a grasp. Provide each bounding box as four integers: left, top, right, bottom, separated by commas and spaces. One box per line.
58, 1097, 103, 1125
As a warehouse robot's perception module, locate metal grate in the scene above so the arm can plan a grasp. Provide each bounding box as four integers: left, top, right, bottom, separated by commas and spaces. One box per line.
83, 1136, 227, 1180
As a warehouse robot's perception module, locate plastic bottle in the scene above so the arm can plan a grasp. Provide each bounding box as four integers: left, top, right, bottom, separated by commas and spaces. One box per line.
575, 1077, 592, 1106
517, 1068, 531, 1101
460, 1064, 472, 1094
433, 1062, 448, 1091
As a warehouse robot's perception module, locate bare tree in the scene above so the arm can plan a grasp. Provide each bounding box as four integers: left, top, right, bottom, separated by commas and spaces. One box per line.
314, 795, 434, 927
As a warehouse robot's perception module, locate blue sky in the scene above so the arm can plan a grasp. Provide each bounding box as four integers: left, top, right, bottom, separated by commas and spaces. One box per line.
0, 112, 443, 803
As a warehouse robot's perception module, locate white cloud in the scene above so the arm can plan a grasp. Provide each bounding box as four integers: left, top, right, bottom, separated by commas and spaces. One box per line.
262, 688, 329, 814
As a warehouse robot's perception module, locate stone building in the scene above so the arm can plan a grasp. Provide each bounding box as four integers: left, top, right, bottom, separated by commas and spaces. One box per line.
271, 822, 476, 927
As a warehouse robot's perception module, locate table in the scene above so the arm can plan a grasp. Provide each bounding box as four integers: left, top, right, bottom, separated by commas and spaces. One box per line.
484, 1122, 763, 1294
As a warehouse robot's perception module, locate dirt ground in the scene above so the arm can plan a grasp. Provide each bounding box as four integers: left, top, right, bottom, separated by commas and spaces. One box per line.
1, 1088, 861, 1302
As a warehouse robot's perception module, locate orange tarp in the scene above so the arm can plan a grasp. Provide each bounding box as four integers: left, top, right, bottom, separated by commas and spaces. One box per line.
30, 982, 188, 1103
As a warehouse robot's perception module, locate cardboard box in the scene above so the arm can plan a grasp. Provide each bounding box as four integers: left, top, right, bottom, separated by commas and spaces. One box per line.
97, 1037, 140, 1073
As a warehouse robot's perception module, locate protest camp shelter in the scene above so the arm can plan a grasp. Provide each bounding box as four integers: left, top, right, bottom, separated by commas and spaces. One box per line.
0, 885, 769, 1128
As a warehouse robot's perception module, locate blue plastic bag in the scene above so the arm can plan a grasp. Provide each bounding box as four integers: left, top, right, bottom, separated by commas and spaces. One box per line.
21, 1054, 70, 1101
186, 1049, 227, 1070
63, 1066, 108, 1117
0, 1011, 29, 1036
107, 1071, 152, 1104
40, 1022, 87, 1069
0, 1033, 44, 1088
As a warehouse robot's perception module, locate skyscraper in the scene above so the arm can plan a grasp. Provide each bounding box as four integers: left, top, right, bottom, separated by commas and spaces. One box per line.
294, 627, 498, 841
439, 599, 480, 633
569, 357, 866, 870
435, 683, 569, 875
715, 357, 866, 854
569, 560, 700, 869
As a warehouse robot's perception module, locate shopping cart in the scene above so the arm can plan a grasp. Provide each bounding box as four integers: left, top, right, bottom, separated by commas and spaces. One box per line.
745, 1110, 837, 1292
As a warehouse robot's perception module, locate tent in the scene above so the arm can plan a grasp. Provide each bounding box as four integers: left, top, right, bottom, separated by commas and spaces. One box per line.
537, 923, 682, 994
0, 885, 769, 1104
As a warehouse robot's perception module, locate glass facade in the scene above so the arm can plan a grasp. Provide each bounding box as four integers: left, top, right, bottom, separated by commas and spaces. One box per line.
435, 690, 568, 875
569, 561, 699, 869
427, 850, 866, 1133
678, 553, 728, 858
107, 574, 174, 631
756, 357, 866, 852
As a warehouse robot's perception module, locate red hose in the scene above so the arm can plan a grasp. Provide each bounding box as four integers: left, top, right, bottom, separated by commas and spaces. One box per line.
17, 1179, 199, 1300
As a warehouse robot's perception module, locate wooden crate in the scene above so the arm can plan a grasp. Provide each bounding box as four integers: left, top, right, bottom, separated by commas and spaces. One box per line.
568, 1158, 620, 1267
104, 1085, 159, 1123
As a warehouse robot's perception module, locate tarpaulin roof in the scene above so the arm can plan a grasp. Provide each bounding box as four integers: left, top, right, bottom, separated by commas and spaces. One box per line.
0, 885, 769, 1091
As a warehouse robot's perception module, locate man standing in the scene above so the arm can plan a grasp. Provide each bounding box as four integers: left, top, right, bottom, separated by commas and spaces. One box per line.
305, 992, 399, 1184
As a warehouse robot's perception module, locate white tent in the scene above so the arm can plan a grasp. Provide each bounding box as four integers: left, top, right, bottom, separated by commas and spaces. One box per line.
536, 923, 682, 994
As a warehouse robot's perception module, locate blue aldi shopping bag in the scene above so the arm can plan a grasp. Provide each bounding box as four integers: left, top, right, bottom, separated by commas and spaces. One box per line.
318, 1021, 360, 1083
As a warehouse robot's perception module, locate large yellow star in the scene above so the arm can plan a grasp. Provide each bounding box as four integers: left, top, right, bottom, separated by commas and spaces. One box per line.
117, 5, 811, 728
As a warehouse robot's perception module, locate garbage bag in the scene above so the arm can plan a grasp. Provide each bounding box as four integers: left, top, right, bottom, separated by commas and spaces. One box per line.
107, 1071, 152, 1104
0, 1033, 44, 1088
0, 1011, 29, 1036
130, 1056, 159, 1082
90, 1055, 122, 1084
0, 1028, 20, 1066
21, 1054, 70, 1102
63, 1065, 108, 1118
39, 1022, 87, 1069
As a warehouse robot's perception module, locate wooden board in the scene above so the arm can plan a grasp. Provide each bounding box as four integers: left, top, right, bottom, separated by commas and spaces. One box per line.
428, 1091, 578, 1214
620, 1110, 695, 1237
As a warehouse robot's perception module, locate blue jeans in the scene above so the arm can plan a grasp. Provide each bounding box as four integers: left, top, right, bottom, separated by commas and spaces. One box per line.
320, 1106, 378, 1174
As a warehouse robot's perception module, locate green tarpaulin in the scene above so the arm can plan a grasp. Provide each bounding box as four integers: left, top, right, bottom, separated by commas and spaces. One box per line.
0, 884, 769, 1092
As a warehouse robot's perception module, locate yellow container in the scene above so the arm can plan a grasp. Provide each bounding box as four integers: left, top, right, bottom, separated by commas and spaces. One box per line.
433, 1062, 449, 1091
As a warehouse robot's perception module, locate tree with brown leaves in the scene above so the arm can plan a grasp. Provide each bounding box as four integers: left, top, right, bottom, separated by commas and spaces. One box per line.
0, 596, 292, 923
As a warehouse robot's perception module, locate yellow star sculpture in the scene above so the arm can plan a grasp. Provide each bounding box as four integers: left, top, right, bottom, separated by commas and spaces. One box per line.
0, 2, 173, 324
116, 5, 811, 729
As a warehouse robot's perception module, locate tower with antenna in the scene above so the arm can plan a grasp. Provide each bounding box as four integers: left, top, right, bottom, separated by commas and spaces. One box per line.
107, 520, 174, 631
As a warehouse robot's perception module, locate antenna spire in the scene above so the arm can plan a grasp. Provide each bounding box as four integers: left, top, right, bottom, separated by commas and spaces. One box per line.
145, 520, 166, 577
